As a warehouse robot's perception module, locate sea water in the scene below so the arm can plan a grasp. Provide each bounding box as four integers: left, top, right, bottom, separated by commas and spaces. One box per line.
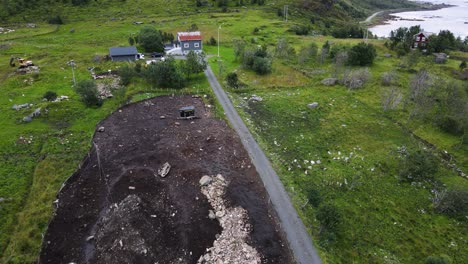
369, 0, 468, 38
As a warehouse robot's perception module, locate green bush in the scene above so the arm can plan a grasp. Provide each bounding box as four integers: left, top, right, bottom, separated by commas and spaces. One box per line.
43, 91, 57, 101
226, 72, 239, 89
306, 188, 321, 207
316, 204, 341, 231
435, 189, 468, 220
252, 57, 272, 75
119, 63, 136, 86
399, 150, 438, 182
143, 57, 185, 88
347, 42, 376, 66
425, 255, 452, 264
74, 80, 102, 107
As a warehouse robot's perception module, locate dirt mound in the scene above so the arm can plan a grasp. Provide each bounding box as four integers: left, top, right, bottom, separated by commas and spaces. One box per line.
39, 95, 293, 263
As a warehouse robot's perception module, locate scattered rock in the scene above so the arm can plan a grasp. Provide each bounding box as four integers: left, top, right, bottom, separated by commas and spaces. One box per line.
199, 175, 212, 186
70, 29, 75, 33
97, 126, 105, 132
384, 53, 392, 58
199, 175, 261, 264
307, 102, 319, 109
12, 103, 31, 110
86, 236, 94, 241
321, 78, 338, 86
128, 186, 136, 190
174, 122, 180, 126
32, 108, 41, 117
160, 116, 166, 119
250, 95, 263, 102
23, 116, 32, 123
26, 23, 37, 28
208, 210, 216, 220
434, 53, 448, 64
157, 162, 171, 178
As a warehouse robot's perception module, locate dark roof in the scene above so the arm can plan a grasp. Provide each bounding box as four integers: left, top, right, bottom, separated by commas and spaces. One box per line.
109, 46, 138, 56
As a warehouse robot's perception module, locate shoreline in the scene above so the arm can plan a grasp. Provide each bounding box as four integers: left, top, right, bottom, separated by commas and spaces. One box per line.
361, 3, 454, 27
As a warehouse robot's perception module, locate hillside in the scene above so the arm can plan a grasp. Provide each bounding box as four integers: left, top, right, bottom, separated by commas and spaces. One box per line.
1, 0, 466, 263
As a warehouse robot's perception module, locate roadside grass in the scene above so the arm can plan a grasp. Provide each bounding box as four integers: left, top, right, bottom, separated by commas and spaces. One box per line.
208, 34, 467, 263
229, 84, 467, 263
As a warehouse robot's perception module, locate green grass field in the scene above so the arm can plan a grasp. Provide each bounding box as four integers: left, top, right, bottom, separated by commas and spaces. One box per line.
0, 1, 467, 263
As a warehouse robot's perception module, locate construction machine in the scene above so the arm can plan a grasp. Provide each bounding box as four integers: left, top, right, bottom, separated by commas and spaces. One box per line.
10, 57, 34, 68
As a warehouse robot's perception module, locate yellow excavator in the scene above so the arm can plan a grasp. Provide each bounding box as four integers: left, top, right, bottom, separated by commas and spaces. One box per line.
10, 57, 34, 69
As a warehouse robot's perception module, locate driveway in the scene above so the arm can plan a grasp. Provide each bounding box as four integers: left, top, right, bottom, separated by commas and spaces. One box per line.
204, 65, 322, 264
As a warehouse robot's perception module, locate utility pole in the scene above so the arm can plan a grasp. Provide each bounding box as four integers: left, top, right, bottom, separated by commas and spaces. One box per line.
217, 24, 222, 58
67, 60, 76, 86
284, 5, 288, 22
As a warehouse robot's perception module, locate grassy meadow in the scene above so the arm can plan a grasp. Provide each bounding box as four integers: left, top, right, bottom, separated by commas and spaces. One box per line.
0, 1, 467, 263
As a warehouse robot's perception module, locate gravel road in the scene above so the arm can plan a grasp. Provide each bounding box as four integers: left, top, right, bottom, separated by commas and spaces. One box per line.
205, 65, 322, 264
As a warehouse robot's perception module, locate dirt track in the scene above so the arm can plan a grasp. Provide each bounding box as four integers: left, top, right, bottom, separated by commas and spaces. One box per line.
39, 95, 293, 263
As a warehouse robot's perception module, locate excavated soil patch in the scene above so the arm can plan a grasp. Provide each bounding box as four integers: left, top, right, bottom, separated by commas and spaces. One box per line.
39, 95, 293, 264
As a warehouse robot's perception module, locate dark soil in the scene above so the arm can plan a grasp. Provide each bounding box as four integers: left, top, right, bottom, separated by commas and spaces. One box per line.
39, 95, 293, 264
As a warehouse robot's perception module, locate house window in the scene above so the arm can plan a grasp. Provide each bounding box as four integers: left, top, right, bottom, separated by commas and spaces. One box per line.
184, 43, 189, 48
194, 43, 200, 48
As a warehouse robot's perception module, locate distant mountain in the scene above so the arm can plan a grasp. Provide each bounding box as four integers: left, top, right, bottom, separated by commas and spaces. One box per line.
1, 0, 420, 25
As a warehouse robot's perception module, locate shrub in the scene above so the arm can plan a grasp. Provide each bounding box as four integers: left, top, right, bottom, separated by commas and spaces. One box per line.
347, 42, 376, 66
208, 36, 217, 46
342, 68, 371, 90
47, 15, 63, 25
306, 188, 321, 207
399, 150, 438, 182
226, 72, 239, 89
434, 189, 468, 220
425, 255, 452, 264
316, 204, 341, 231
381, 71, 398, 86
43, 91, 57, 101
460, 61, 467, 71
436, 116, 464, 136
252, 57, 272, 75
381, 87, 403, 111
119, 63, 136, 86
290, 25, 310, 36
74, 80, 102, 107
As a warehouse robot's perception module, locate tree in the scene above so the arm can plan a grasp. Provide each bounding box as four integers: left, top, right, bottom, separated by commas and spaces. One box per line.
137, 26, 164, 52
347, 42, 376, 66
183, 51, 207, 79
226, 72, 239, 88
74, 80, 102, 107
128, 36, 135, 46
428, 30, 457, 53
144, 57, 185, 88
